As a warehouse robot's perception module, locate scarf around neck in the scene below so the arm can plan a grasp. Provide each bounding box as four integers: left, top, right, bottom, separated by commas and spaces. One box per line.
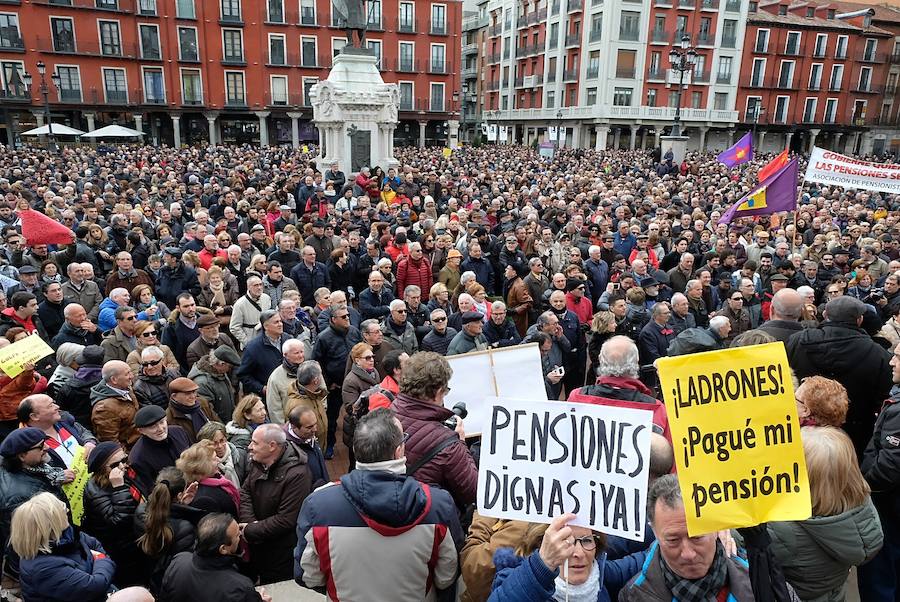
218, 443, 241, 488
282, 358, 298, 379
356, 457, 407, 475
199, 475, 241, 514
661, 540, 728, 601
170, 400, 208, 433
552, 559, 601, 602
23, 462, 67, 487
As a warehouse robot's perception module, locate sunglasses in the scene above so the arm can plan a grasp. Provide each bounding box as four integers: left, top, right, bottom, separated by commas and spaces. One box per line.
335, 314, 350, 320
107, 457, 128, 470
360, 354, 375, 360
140, 331, 157, 338
394, 309, 407, 314
27, 442, 45, 452
141, 359, 162, 367
124, 315, 136, 321
432, 317, 447, 323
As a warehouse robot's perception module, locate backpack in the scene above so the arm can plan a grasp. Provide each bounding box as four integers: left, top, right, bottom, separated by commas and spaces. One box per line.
341, 385, 395, 449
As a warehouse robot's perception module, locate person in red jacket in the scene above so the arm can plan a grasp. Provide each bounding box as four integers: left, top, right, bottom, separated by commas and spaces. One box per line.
390, 351, 477, 508
568, 335, 672, 444
396, 242, 433, 301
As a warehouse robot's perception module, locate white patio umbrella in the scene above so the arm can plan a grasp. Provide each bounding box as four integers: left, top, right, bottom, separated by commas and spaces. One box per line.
20, 123, 85, 136
81, 124, 145, 138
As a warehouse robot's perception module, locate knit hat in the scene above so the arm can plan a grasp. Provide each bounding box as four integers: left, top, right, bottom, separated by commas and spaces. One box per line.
87, 441, 121, 474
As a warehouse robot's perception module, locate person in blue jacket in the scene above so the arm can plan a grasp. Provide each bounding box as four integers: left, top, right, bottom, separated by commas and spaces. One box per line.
489, 512, 646, 602
11, 492, 116, 602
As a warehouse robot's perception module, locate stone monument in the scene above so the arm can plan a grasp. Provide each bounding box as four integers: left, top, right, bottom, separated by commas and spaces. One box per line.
311, 0, 399, 174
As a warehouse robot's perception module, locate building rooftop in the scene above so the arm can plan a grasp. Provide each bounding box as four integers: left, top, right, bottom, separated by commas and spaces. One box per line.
751, 5, 894, 35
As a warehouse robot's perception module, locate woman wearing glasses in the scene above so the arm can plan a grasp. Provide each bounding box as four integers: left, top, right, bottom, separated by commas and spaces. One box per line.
125, 320, 179, 377
81, 441, 145, 586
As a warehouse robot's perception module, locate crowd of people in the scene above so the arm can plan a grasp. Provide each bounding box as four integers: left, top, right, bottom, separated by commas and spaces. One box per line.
0, 139, 896, 601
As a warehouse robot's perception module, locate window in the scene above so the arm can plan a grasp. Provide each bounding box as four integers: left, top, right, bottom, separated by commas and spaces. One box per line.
714, 92, 727, 110
96, 0, 118, 9
691, 91, 702, 108
50, 18, 75, 52
270, 75, 287, 105
835, 35, 847, 59
0, 14, 21, 49
225, 71, 245, 105
619, 11, 639, 40
829, 64, 843, 90
55, 65, 81, 101
102, 67, 127, 103
138, 0, 157, 15
693, 54, 707, 79
367, 39, 382, 67
398, 81, 413, 110
754, 29, 768, 53
301, 36, 317, 67
859, 66, 872, 91
178, 27, 198, 61
590, 12, 602, 41
221, 0, 241, 22
302, 78, 317, 106
181, 68, 203, 104
267, 0, 284, 23
785, 31, 800, 55
430, 82, 444, 111
721, 19, 737, 47
501, 94, 509, 109
399, 41, 414, 71
864, 38, 877, 61
546, 90, 555, 108
773, 95, 789, 123
431, 4, 446, 34
778, 61, 794, 88
675, 15, 687, 35
750, 58, 765, 87
399, 2, 414, 32
142, 67, 164, 103
745, 96, 762, 120
823, 98, 838, 123
332, 37, 345, 56
431, 44, 446, 73
616, 49, 636, 78
889, 72, 899, 94
300, 0, 316, 25
809, 63, 822, 90
613, 87, 632, 106
368, 0, 382, 28
814, 33, 827, 58
587, 50, 600, 78
176, 0, 194, 19
668, 90, 681, 108
802, 97, 816, 122
139, 24, 160, 59
99, 21, 121, 56
549, 22, 558, 47
647, 88, 657, 106
717, 56, 732, 83
698, 17, 711, 43
269, 34, 286, 65
223, 29, 243, 62
586, 87, 597, 104
852, 99, 866, 123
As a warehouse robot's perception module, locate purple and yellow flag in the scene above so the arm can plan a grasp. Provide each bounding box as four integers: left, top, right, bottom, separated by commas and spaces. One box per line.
717, 132, 753, 168
718, 159, 799, 225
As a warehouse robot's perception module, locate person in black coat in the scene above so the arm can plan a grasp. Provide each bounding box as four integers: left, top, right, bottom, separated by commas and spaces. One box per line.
161, 295, 205, 374
637, 303, 676, 366
129, 406, 192, 496
50, 304, 102, 349
155, 250, 201, 309
787, 296, 893, 457
81, 441, 145, 586
483, 304, 522, 348
37, 282, 70, 341
55, 345, 105, 427
285, 406, 330, 490
235, 311, 292, 397
312, 309, 362, 453
420, 309, 457, 355
159, 513, 262, 602
290, 248, 330, 307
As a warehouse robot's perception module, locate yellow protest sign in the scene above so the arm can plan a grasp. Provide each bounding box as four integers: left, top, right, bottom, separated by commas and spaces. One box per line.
0, 334, 54, 378
442, 147, 452, 158
656, 342, 811, 535
62, 447, 90, 526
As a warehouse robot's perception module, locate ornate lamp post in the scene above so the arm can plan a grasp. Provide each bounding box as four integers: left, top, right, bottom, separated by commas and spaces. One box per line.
22, 61, 61, 153
668, 35, 697, 138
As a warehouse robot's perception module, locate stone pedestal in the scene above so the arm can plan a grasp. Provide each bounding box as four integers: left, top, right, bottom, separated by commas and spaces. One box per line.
659, 135, 689, 165
311, 50, 399, 175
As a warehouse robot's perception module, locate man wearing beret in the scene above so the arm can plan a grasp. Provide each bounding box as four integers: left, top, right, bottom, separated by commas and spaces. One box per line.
165, 377, 221, 444
447, 311, 489, 355
128, 405, 191, 495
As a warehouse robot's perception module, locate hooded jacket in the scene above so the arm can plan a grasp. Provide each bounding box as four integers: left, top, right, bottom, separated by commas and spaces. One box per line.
90, 380, 141, 448
18, 528, 115, 602
56, 365, 103, 427
765, 499, 883, 601
294, 466, 463, 601
188, 355, 237, 421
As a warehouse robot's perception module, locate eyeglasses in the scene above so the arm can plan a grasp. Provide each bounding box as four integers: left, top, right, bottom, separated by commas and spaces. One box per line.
140, 331, 157, 338
571, 536, 597, 551
124, 315, 136, 321
141, 359, 162, 367
335, 314, 350, 320
731, 297, 743, 301
27, 442, 45, 452
432, 317, 447, 323
394, 309, 407, 314
107, 457, 128, 470
360, 355, 375, 360
828, 290, 841, 295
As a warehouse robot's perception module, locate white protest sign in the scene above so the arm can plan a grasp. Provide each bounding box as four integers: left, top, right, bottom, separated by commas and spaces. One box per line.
478, 397, 653, 541
805, 146, 900, 194
445, 344, 546, 436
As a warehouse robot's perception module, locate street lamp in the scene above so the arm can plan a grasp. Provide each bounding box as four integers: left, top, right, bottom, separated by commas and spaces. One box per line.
668, 35, 697, 138
22, 61, 61, 153
556, 109, 563, 149
751, 103, 765, 145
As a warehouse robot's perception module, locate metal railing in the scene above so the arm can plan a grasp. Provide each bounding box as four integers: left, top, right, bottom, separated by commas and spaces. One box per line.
647, 67, 665, 80
586, 66, 599, 78
0, 35, 24, 51
590, 29, 601, 42
725, 0, 741, 10
562, 68, 578, 81
565, 33, 581, 46
721, 35, 736, 48
616, 67, 635, 78
651, 29, 669, 43
716, 73, 731, 84
620, 28, 639, 41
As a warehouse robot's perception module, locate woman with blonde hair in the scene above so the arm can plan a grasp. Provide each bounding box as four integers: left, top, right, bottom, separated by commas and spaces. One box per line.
427, 281, 452, 314
196, 421, 247, 487
177, 439, 240, 517
126, 320, 179, 375
586, 310, 617, 384
467, 281, 491, 322
225, 394, 268, 452
12, 492, 116, 601
760, 427, 882, 601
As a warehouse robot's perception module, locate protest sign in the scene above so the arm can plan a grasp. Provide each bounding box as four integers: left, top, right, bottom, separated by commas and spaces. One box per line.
445, 343, 546, 435
805, 146, 900, 194
62, 447, 91, 526
478, 397, 653, 541
656, 342, 811, 535
0, 334, 54, 378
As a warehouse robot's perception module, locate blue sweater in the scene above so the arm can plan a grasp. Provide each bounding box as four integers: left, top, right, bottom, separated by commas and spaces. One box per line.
97, 297, 148, 332
488, 547, 647, 602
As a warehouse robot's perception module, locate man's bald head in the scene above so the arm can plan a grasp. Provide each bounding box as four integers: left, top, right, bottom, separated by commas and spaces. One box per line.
649, 433, 674, 480
770, 288, 803, 322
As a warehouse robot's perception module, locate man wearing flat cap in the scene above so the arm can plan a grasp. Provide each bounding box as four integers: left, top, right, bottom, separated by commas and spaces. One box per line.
447, 311, 488, 355
186, 311, 237, 367
788, 295, 894, 457
189, 345, 241, 421
165, 377, 221, 444
128, 405, 191, 495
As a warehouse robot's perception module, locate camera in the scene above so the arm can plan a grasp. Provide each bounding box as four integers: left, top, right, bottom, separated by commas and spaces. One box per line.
870, 288, 885, 301
443, 402, 468, 429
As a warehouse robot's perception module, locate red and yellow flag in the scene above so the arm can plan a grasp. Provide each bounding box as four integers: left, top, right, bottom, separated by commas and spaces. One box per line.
758, 149, 789, 183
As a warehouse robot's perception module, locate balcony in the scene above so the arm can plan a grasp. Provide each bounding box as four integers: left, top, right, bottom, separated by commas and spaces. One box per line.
741, 75, 771, 88
616, 66, 635, 78
487, 52, 501, 63
716, 73, 731, 84
0, 88, 30, 102
103, 89, 129, 104
221, 55, 246, 66
693, 70, 710, 83
834, 49, 847, 60
299, 8, 316, 25
753, 43, 768, 53
853, 84, 882, 94
651, 29, 669, 44
891, 51, 900, 64
462, 42, 477, 55
697, 32, 713, 45
725, 0, 741, 10
461, 13, 488, 31
776, 77, 796, 90
0, 35, 24, 51
397, 19, 416, 33
589, 29, 602, 42
586, 66, 599, 78
517, 15, 528, 28
428, 61, 448, 75
859, 51, 885, 63
700, 0, 719, 9
563, 68, 578, 81
137, 0, 155, 15
647, 67, 665, 80
782, 45, 801, 57
654, 0, 673, 5
807, 80, 821, 91
32, 0, 137, 12
567, 0, 582, 12
486, 80, 500, 91
565, 33, 581, 46
36, 36, 140, 58
484, 105, 739, 123
721, 35, 736, 48
461, 65, 477, 78
58, 88, 82, 102
219, 13, 243, 26
672, 30, 689, 43
620, 28, 639, 42
181, 96, 204, 107
224, 97, 248, 108
430, 22, 448, 35
678, 0, 695, 7
489, 23, 502, 36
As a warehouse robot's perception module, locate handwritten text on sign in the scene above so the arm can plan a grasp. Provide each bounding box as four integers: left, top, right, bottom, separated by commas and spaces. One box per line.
477, 398, 652, 541
656, 343, 811, 535
0, 334, 54, 378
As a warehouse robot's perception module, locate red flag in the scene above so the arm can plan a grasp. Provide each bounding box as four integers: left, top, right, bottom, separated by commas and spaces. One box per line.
19, 209, 75, 246
758, 149, 789, 183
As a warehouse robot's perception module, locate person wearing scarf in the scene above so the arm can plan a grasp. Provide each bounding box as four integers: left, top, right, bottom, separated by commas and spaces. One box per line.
164, 377, 221, 443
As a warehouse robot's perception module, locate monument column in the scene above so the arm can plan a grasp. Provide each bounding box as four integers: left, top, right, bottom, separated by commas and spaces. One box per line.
134, 114, 143, 134
287, 112, 302, 149
595, 125, 608, 150
628, 126, 638, 150
171, 115, 181, 147
808, 129, 820, 153
84, 112, 96, 132
654, 129, 661, 148
204, 112, 219, 145
699, 126, 709, 151
418, 121, 428, 148
32, 111, 44, 127
256, 111, 270, 147
612, 128, 621, 149
785, 131, 794, 150
833, 132, 843, 152
448, 119, 459, 149
758, 130, 766, 150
